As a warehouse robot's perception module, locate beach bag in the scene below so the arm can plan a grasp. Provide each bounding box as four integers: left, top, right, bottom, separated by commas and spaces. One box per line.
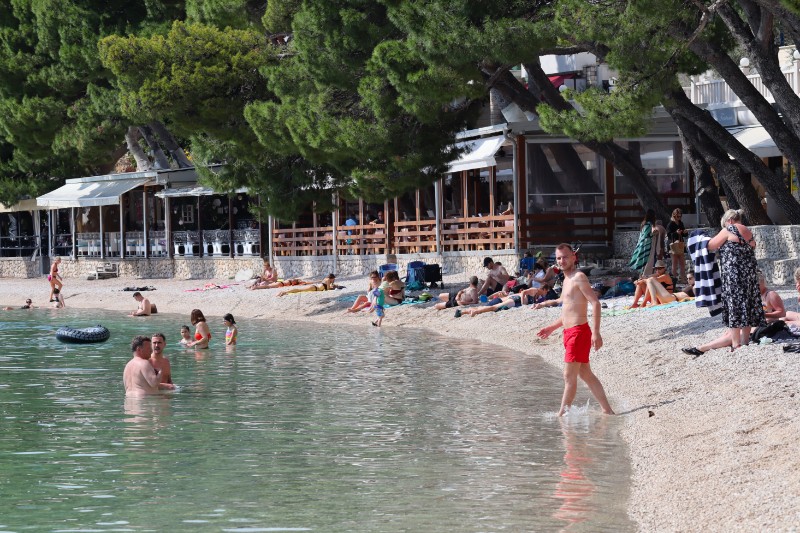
405, 260, 426, 288
669, 241, 685, 255
751, 320, 787, 343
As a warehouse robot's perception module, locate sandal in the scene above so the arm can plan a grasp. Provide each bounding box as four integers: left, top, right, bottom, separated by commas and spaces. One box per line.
681, 347, 705, 357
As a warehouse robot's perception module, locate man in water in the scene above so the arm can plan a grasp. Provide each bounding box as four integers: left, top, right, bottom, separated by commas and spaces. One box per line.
129, 292, 152, 316
534, 243, 614, 416
123, 335, 173, 397
150, 333, 173, 385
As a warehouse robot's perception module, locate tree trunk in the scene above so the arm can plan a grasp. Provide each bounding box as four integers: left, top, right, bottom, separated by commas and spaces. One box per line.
753, 0, 800, 44
548, 143, 602, 194
716, 3, 800, 141
515, 62, 669, 219
138, 125, 171, 170
677, 129, 725, 227
667, 107, 771, 226
676, 28, 800, 173
664, 87, 800, 223
126, 126, 151, 171
149, 121, 193, 168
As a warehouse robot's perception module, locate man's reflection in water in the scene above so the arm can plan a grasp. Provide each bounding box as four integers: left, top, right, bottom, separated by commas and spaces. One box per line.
552, 415, 609, 528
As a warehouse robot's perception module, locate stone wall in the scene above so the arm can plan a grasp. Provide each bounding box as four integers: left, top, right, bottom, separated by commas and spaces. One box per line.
613, 225, 800, 285
273, 250, 521, 282
0, 258, 42, 279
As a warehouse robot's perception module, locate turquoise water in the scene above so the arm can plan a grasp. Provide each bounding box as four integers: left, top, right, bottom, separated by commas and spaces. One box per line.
0, 309, 633, 532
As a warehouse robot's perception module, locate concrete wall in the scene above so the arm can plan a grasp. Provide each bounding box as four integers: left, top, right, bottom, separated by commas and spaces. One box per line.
614, 225, 800, 285
0, 258, 42, 279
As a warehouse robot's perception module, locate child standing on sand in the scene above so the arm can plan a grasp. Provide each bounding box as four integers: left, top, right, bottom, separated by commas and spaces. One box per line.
369, 286, 385, 327
223, 313, 238, 345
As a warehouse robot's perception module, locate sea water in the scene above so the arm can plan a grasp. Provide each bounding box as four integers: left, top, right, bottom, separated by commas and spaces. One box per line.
0, 309, 633, 531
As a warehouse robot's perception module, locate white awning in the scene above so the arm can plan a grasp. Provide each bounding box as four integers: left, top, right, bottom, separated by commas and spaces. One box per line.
0, 198, 44, 213
37, 177, 154, 208
731, 126, 781, 158
155, 186, 248, 198
448, 136, 507, 173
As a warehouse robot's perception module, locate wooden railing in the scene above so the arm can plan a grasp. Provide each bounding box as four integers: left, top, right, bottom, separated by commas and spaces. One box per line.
440, 215, 514, 251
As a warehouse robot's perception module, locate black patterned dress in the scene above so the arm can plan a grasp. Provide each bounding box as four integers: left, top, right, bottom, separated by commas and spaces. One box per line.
718, 225, 765, 328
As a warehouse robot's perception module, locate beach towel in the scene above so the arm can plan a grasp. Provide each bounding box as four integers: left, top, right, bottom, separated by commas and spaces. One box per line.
687, 230, 723, 317
628, 223, 652, 271
122, 286, 156, 292
184, 283, 233, 292
602, 298, 695, 317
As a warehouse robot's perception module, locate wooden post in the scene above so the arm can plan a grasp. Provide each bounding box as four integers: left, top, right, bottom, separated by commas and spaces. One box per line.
119, 197, 125, 257
515, 135, 526, 250
228, 196, 234, 258
312, 203, 318, 256
142, 190, 149, 259
196, 196, 203, 257
99, 206, 105, 259
165, 196, 173, 258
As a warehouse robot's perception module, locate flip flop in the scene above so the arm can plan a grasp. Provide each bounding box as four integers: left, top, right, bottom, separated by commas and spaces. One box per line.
783, 343, 800, 353
681, 347, 705, 357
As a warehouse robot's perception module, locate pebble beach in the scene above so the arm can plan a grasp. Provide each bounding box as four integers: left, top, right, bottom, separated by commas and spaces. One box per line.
3, 272, 800, 531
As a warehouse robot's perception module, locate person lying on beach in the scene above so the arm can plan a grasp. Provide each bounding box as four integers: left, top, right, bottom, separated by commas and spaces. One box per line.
150, 333, 173, 385
346, 271, 381, 313
628, 260, 673, 308
640, 272, 695, 307
457, 292, 525, 317
129, 292, 152, 316
253, 278, 312, 289
187, 309, 211, 349
434, 276, 480, 310
179, 325, 192, 345
278, 274, 337, 297
3, 298, 33, 311
124, 335, 174, 397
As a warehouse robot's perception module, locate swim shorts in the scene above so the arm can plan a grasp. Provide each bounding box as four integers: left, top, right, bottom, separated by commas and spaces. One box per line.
444, 292, 458, 309
375, 305, 385, 317
563, 322, 592, 364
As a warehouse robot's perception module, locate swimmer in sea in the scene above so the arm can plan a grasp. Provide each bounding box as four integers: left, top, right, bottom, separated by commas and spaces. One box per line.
187, 309, 211, 349
179, 325, 192, 346
3, 298, 33, 311
123, 335, 174, 397
150, 333, 173, 385
223, 313, 237, 346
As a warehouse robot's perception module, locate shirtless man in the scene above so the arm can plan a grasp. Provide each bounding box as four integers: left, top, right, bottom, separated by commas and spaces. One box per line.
129, 292, 152, 316
150, 333, 173, 385
534, 243, 614, 416
477, 257, 510, 296
434, 276, 480, 310
123, 336, 174, 397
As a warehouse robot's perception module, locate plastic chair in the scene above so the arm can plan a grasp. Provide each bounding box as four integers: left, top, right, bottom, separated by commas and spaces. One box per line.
378, 263, 398, 278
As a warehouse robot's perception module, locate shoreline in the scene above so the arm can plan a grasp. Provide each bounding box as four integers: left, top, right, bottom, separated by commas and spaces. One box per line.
3, 273, 800, 531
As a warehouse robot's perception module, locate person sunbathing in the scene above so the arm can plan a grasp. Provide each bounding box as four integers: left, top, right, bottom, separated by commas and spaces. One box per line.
434, 276, 480, 310
346, 271, 381, 313
278, 274, 337, 296
628, 261, 673, 308
642, 272, 695, 307
249, 260, 279, 289
458, 293, 525, 317
256, 278, 312, 289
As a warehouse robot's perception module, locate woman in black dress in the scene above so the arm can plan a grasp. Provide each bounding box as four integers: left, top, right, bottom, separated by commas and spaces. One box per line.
708, 209, 765, 350
666, 208, 687, 282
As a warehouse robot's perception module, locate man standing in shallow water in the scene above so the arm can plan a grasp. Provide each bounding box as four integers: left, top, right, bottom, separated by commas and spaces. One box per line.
150, 333, 172, 385
534, 243, 614, 416
123, 335, 174, 397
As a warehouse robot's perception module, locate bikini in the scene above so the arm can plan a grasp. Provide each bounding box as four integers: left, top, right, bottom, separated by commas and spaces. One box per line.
226, 327, 237, 344
195, 331, 211, 341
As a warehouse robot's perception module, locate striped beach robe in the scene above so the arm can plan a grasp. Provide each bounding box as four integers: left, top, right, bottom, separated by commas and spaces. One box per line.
687, 230, 722, 316
628, 223, 652, 272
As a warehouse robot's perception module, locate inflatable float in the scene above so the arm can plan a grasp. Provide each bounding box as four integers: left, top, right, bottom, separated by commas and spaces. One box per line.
55, 325, 110, 344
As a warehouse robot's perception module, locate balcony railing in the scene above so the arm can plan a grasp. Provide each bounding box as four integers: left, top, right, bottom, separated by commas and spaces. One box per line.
685, 68, 799, 106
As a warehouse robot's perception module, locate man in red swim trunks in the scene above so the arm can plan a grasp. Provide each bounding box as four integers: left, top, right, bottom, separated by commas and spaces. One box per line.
535, 243, 614, 416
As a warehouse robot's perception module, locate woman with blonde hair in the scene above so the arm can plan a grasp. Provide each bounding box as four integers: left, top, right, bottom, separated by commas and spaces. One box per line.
48, 256, 63, 302
667, 208, 687, 282
707, 209, 765, 350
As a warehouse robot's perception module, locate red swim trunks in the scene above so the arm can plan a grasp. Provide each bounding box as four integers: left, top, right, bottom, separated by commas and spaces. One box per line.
563, 322, 592, 363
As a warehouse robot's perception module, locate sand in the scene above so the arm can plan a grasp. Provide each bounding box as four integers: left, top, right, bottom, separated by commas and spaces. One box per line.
3, 272, 800, 531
